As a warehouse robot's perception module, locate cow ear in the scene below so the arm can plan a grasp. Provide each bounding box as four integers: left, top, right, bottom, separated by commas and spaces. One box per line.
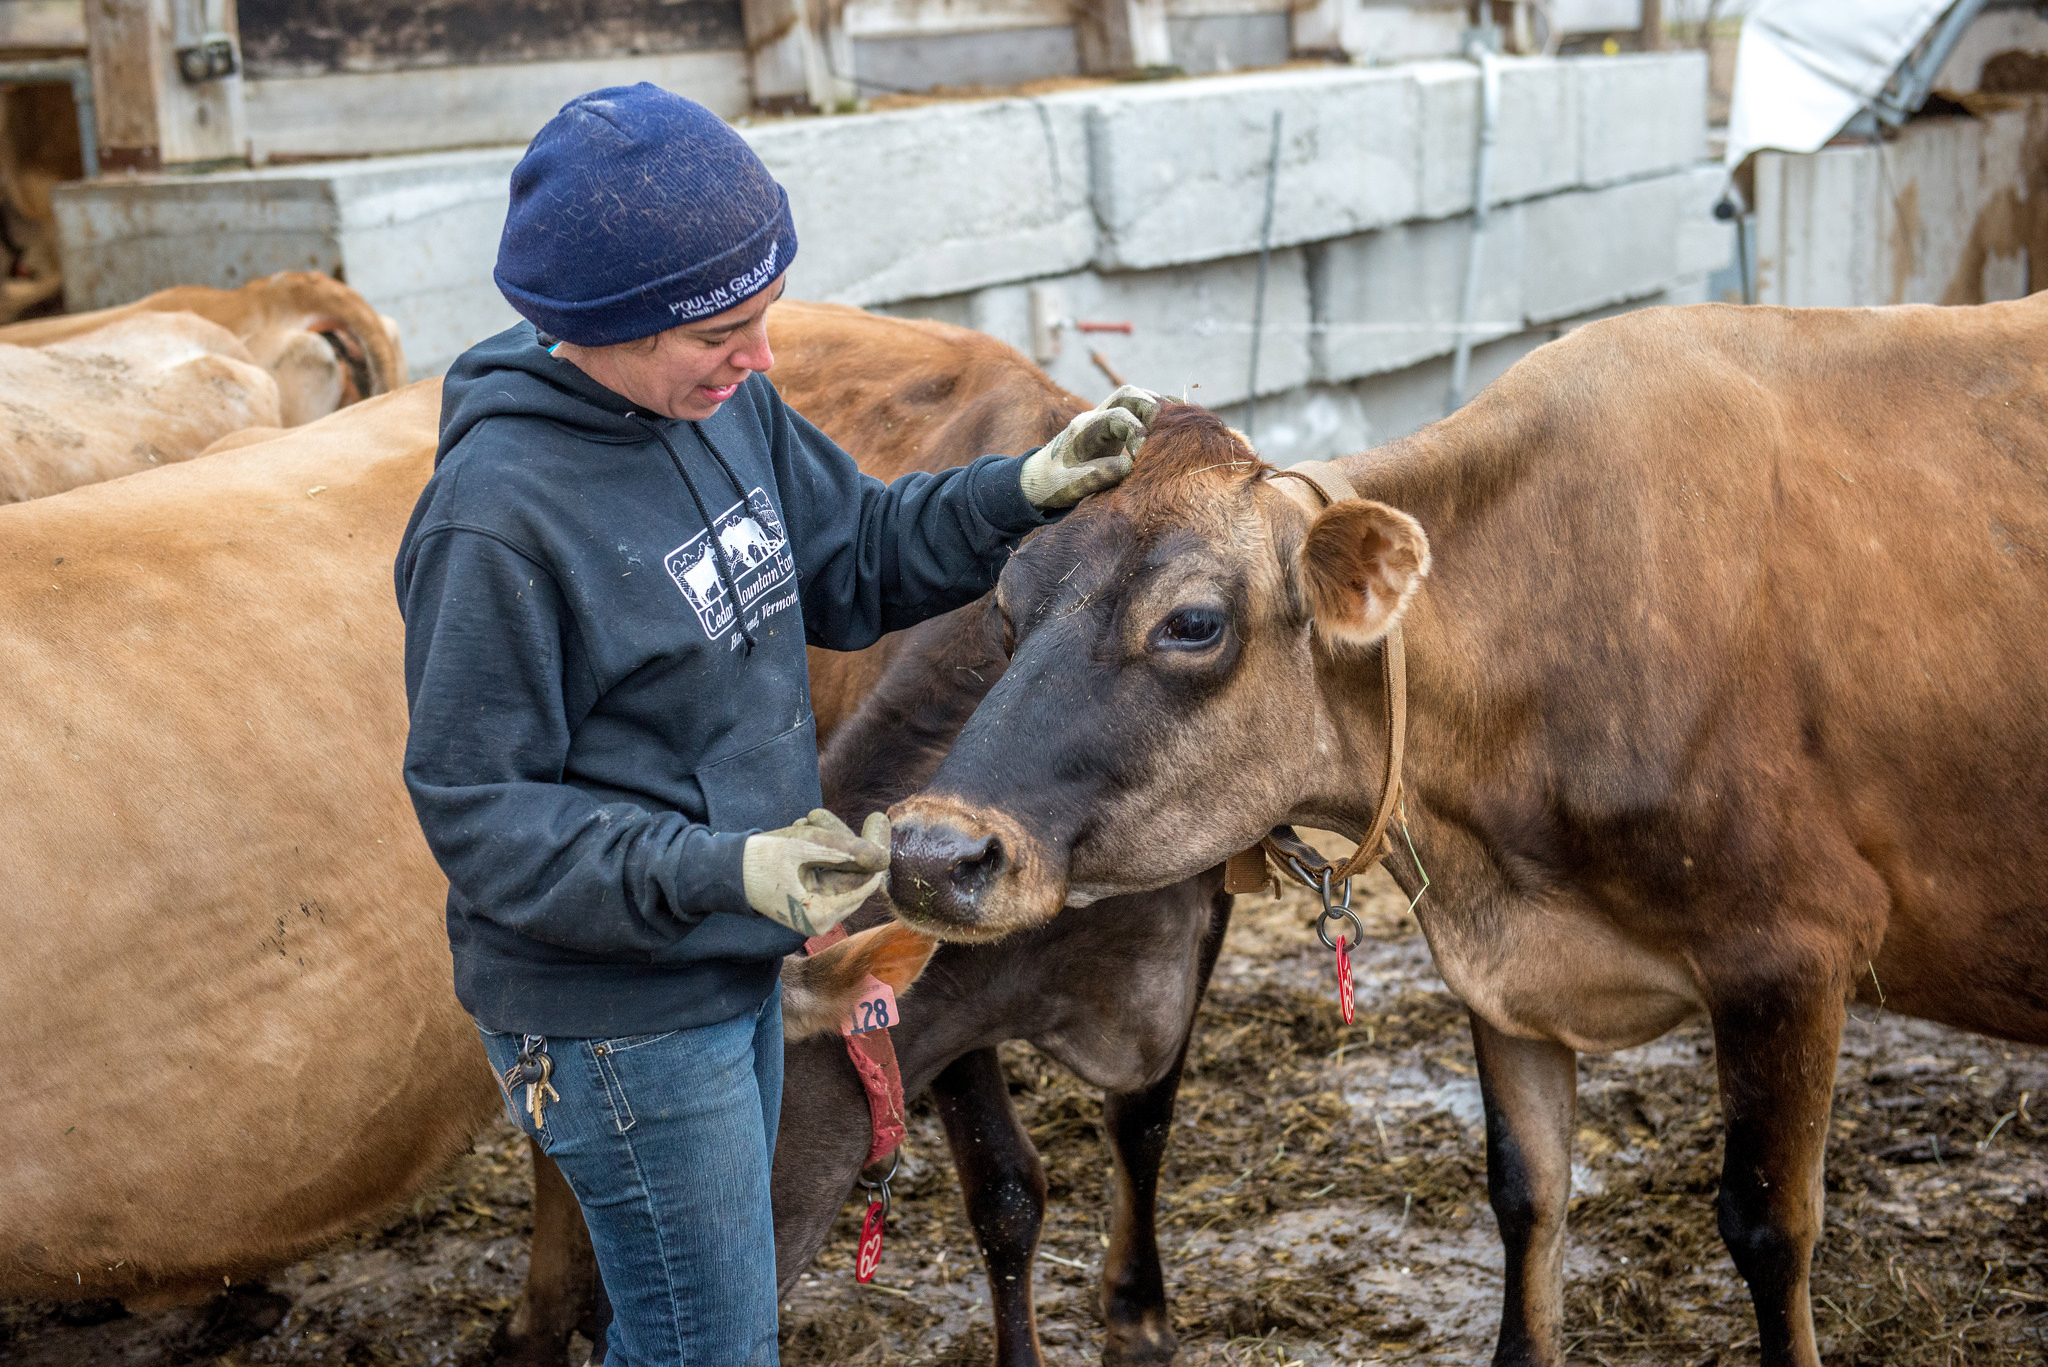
779, 923, 938, 1041
1295, 500, 1431, 647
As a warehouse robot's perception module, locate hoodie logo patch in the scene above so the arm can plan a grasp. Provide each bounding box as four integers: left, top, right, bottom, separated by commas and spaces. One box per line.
664, 489, 795, 641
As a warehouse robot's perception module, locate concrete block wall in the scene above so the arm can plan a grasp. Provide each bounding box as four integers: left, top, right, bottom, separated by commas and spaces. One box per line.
54, 50, 1726, 460
53, 149, 525, 376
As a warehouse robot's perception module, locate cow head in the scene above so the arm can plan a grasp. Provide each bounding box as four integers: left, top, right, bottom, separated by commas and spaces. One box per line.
889, 404, 1429, 939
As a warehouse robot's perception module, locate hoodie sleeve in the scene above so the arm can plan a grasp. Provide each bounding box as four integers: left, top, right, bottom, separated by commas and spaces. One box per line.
758, 385, 1058, 652
399, 524, 754, 954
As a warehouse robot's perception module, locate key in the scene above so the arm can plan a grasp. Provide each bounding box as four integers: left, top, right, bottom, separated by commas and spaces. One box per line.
503, 1046, 560, 1132
525, 1052, 560, 1130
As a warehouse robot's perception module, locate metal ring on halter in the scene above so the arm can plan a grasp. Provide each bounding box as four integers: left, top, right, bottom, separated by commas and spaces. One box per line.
858, 1150, 899, 1216
1312, 868, 1363, 950
1316, 906, 1365, 951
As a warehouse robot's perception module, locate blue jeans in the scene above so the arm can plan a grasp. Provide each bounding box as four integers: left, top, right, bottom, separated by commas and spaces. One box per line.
479, 984, 784, 1367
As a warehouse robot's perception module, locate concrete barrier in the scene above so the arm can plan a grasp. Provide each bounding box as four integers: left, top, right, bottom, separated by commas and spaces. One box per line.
1309, 208, 1526, 384
54, 149, 523, 378
1576, 52, 1708, 188
1414, 58, 1581, 217
55, 49, 1723, 441
1075, 65, 1419, 271
752, 99, 1095, 306
974, 248, 1315, 408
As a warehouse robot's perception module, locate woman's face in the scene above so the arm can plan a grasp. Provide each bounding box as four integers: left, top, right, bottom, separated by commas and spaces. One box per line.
555, 274, 786, 421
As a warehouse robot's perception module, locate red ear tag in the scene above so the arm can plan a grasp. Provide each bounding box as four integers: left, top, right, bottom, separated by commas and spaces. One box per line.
842, 975, 899, 1036
1335, 939, 1355, 1025
855, 1198, 886, 1282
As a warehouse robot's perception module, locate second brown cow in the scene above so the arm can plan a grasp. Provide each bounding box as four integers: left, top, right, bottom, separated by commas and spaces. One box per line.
889, 298, 2048, 1367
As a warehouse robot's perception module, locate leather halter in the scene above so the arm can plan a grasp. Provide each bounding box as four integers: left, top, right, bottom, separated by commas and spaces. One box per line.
1220, 460, 1410, 894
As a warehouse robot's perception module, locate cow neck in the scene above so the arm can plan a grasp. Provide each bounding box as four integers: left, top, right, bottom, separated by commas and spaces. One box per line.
629, 412, 759, 655
1263, 460, 1407, 888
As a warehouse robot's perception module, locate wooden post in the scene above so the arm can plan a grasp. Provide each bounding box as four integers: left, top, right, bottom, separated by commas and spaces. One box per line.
1640, 0, 1666, 50
1076, 0, 1173, 75
84, 0, 244, 171
742, 0, 851, 113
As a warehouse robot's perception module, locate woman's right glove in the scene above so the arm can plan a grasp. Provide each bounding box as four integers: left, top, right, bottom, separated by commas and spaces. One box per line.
1018, 385, 1163, 508
742, 808, 891, 937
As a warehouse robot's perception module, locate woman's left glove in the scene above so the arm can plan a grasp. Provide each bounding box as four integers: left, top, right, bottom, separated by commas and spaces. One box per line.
1019, 385, 1164, 509
743, 809, 892, 937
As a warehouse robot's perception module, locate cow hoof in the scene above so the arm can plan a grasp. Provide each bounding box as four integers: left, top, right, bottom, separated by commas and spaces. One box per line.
189, 1284, 290, 1357
485, 1319, 570, 1367
1102, 1318, 1178, 1366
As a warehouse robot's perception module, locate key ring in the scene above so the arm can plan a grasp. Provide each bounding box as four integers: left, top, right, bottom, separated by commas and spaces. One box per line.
858, 1150, 899, 1218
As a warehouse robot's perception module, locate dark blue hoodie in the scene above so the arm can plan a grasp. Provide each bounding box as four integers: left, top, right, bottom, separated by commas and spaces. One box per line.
396, 322, 1053, 1037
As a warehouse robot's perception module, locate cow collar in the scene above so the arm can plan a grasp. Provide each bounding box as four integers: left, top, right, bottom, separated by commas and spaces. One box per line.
1222, 459, 1410, 904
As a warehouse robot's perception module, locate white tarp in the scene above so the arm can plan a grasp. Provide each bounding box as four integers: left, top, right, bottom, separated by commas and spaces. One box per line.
1724, 0, 1956, 168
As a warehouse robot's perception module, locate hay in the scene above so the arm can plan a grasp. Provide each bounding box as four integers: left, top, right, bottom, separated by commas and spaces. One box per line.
7, 867, 2043, 1364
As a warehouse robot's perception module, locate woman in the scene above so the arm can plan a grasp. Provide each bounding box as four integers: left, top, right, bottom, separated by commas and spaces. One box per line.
394, 84, 1156, 1364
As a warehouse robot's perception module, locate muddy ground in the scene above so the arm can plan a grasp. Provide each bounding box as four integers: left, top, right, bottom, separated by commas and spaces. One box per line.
7, 868, 2046, 1365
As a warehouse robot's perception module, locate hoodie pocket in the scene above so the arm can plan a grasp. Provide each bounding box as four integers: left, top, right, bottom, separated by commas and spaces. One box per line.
695, 713, 823, 833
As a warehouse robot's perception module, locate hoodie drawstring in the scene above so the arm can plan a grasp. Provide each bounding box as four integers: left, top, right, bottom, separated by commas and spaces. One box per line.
632, 414, 758, 655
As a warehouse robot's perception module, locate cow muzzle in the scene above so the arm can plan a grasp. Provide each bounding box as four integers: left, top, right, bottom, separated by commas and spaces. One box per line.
886, 797, 1062, 941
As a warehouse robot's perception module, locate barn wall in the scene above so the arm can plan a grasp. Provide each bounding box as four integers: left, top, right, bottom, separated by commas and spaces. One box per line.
1753, 103, 2044, 309
236, 0, 747, 78
53, 50, 1726, 459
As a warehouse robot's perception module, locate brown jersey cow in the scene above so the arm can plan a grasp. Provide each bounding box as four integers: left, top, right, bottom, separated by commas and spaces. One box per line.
0, 270, 407, 429
0, 370, 929, 1305
0, 313, 281, 502
887, 298, 2048, 1367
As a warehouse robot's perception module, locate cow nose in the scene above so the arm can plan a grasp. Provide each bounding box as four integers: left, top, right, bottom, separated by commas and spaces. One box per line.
889, 819, 1009, 927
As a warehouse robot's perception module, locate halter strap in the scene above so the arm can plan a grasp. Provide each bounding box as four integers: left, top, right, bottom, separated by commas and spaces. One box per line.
1220, 460, 1409, 893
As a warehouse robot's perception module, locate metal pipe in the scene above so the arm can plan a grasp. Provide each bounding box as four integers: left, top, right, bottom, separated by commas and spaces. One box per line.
0, 58, 98, 178
1447, 43, 1500, 414
1872, 0, 1989, 127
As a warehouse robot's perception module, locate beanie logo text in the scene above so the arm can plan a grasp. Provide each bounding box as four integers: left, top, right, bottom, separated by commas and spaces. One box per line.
668, 241, 781, 322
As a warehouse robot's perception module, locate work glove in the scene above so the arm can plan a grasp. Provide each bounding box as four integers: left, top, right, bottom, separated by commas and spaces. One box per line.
1018, 385, 1163, 508
742, 808, 891, 938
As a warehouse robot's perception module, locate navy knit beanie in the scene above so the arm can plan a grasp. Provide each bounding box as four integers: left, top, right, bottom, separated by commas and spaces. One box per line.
495, 84, 798, 347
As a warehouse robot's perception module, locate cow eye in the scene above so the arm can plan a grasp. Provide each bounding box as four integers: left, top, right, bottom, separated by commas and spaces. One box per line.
1151, 606, 1226, 651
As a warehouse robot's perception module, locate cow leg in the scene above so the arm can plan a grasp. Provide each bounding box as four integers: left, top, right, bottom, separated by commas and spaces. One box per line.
490, 1139, 601, 1367
932, 1046, 1048, 1367
1099, 887, 1230, 1366
1708, 967, 1844, 1367
1470, 1013, 1577, 1367
1097, 1067, 1185, 1365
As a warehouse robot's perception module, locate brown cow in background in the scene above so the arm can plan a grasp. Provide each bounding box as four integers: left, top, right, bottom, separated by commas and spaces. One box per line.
0, 375, 927, 1309
887, 297, 2048, 1367
0, 312, 281, 501
0, 270, 408, 426
0, 272, 407, 503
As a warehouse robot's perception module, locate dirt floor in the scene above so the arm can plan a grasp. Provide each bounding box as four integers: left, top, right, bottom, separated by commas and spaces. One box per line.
7, 868, 2046, 1366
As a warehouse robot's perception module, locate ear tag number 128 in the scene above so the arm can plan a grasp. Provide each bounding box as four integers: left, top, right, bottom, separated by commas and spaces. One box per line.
842, 975, 898, 1036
